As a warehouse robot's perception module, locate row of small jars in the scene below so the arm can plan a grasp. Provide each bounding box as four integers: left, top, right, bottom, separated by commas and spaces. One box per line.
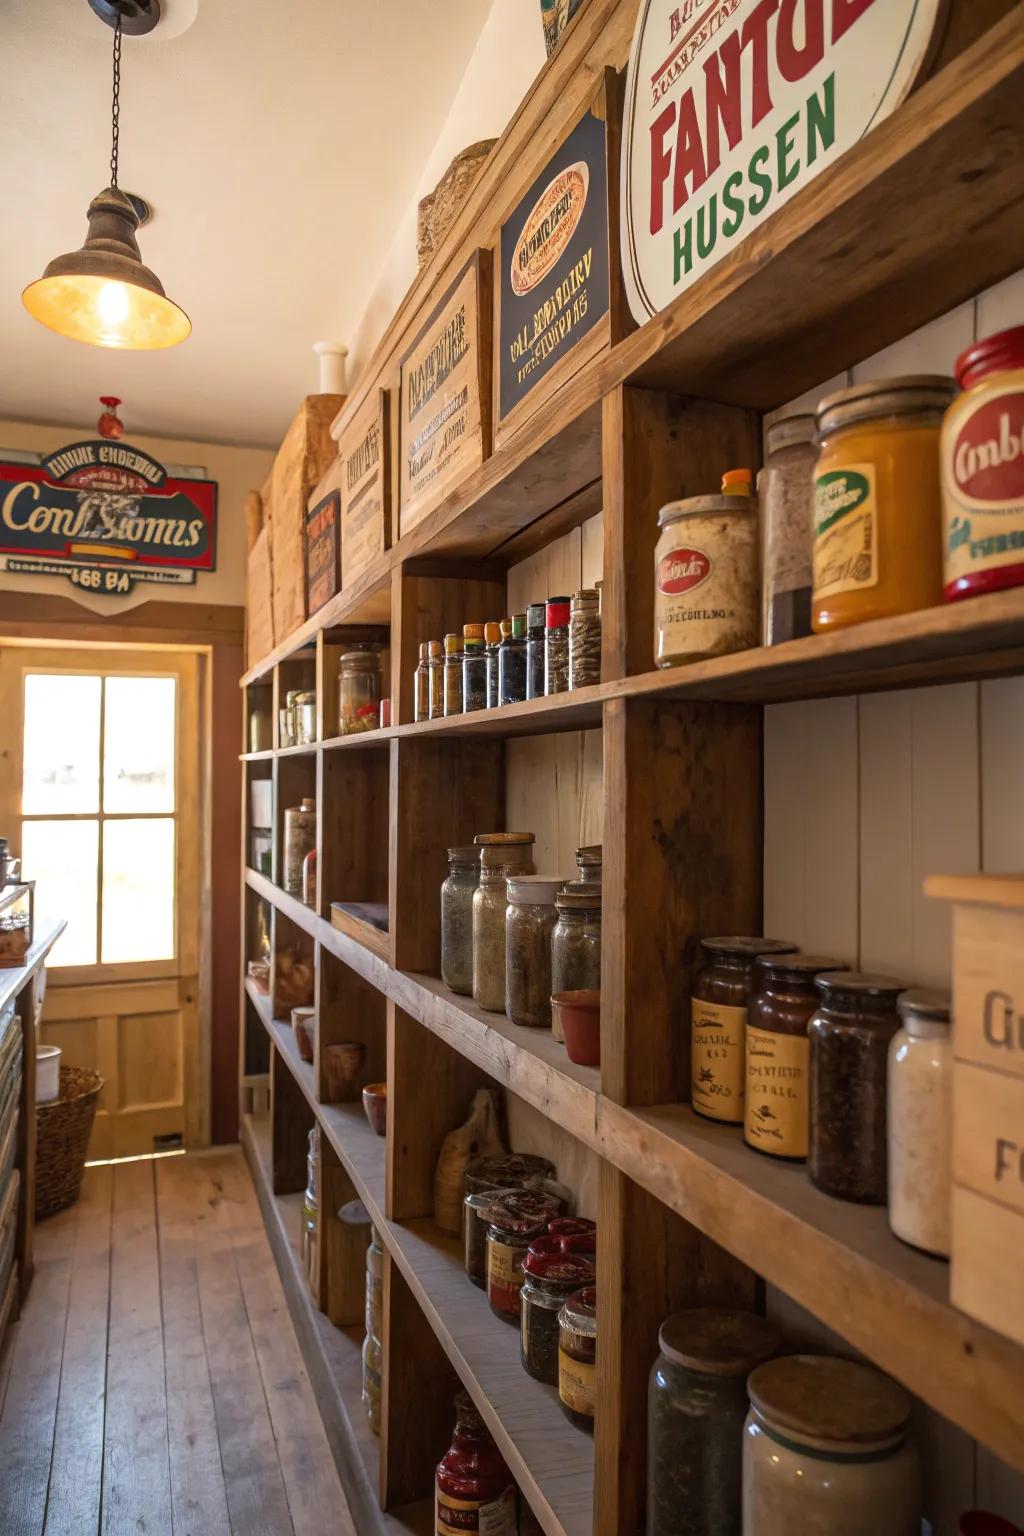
692, 938, 952, 1256
413, 589, 601, 722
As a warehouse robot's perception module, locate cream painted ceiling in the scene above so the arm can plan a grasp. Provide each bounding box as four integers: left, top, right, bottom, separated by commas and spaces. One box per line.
1, 0, 488, 447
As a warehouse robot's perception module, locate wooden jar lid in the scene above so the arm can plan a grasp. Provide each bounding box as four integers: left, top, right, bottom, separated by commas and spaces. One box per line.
658, 1308, 779, 1378
748, 1355, 912, 1444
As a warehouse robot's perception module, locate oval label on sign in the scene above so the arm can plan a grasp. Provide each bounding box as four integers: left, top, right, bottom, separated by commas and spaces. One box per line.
620, 0, 944, 323
658, 546, 711, 594
949, 393, 1024, 507
511, 161, 590, 297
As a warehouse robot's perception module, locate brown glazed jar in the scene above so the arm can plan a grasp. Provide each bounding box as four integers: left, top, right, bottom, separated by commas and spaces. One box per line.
691, 939, 797, 1124
809, 972, 903, 1203
558, 1285, 597, 1431
746, 954, 845, 1160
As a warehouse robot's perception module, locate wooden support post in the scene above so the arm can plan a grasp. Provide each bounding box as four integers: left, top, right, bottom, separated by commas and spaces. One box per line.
380, 1250, 460, 1509
270, 1042, 312, 1195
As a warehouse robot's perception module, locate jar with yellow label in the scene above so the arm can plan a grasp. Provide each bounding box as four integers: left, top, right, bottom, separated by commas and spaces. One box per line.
558, 1285, 597, 1432
812, 376, 955, 632
746, 954, 845, 1160
691, 938, 796, 1125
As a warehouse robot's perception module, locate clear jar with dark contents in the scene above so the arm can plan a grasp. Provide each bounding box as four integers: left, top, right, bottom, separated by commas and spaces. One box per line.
526, 602, 547, 700
521, 1249, 595, 1385
746, 954, 845, 1160
486, 1190, 561, 1323
506, 875, 560, 1029
544, 596, 571, 695
462, 623, 487, 712
558, 1286, 597, 1431
462, 1153, 555, 1286
498, 613, 528, 705
463, 1189, 501, 1287
809, 972, 903, 1203
691, 938, 796, 1124
441, 845, 481, 996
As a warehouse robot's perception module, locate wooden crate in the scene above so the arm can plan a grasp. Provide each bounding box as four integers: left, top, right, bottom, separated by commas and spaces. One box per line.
246, 523, 275, 669
269, 395, 346, 644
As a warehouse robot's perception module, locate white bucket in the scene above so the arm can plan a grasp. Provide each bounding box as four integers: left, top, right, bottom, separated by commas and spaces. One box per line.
36, 1044, 61, 1104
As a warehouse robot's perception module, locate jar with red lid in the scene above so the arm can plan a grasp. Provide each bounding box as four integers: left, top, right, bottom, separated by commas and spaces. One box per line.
942, 326, 1024, 601
547, 1216, 596, 1252
435, 1390, 518, 1536
486, 1190, 561, 1322
520, 1249, 595, 1384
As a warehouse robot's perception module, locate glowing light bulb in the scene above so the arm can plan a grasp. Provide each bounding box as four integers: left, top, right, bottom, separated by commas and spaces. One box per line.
97, 281, 130, 327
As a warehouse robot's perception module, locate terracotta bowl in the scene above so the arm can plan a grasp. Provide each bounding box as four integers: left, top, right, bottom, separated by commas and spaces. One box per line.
324, 1041, 366, 1102
551, 990, 600, 1067
362, 1081, 387, 1137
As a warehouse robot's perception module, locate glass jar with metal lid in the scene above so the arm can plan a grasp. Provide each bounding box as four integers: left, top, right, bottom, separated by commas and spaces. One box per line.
568, 587, 601, 689
809, 972, 903, 1203
499, 614, 528, 705
484, 621, 502, 708
525, 602, 547, 699
888, 987, 952, 1256
575, 845, 602, 885
292, 690, 317, 745
338, 647, 380, 735
654, 491, 759, 668
551, 888, 601, 1042
486, 1189, 561, 1322
558, 1286, 597, 1431
472, 833, 536, 1013
746, 953, 845, 1160
521, 1249, 595, 1385
760, 411, 817, 645
691, 938, 797, 1126
441, 845, 481, 997
744, 1356, 921, 1536
443, 633, 463, 717
462, 623, 487, 712
812, 375, 955, 632
648, 1308, 780, 1536
506, 875, 560, 1029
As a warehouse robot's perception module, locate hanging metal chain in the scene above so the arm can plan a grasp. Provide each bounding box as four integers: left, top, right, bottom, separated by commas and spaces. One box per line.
109, 10, 122, 188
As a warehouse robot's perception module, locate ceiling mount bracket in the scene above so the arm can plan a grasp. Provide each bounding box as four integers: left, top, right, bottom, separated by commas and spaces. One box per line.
87, 0, 161, 36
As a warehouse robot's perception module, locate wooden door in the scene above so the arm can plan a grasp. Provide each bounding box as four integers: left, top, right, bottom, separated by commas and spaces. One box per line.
0, 646, 201, 1157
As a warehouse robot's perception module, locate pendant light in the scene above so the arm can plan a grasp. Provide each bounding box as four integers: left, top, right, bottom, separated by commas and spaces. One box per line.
22, 2, 191, 350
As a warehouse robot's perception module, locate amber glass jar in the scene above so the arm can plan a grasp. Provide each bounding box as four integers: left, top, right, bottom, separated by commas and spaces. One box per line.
558, 1286, 597, 1431
520, 1249, 595, 1385
436, 1391, 517, 1536
812, 376, 955, 632
486, 1190, 561, 1323
746, 954, 845, 1160
472, 833, 536, 1013
809, 972, 903, 1203
691, 938, 797, 1125
505, 875, 560, 1029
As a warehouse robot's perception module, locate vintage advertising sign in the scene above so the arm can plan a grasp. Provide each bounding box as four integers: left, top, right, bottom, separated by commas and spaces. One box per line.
305, 488, 340, 614
0, 439, 217, 597
498, 108, 610, 423
399, 252, 491, 538
620, 0, 944, 323
340, 389, 391, 585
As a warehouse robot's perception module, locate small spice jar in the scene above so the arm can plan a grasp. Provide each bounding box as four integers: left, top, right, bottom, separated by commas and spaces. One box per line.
472, 833, 535, 1013
427, 638, 445, 719
942, 326, 1024, 602
443, 633, 464, 717
544, 596, 571, 695
809, 971, 903, 1203
339, 647, 380, 735
647, 1308, 780, 1536
498, 614, 528, 705
888, 987, 952, 1256
436, 1391, 517, 1536
486, 1189, 561, 1322
654, 490, 759, 668
746, 953, 845, 1160
551, 889, 602, 1042
812, 376, 955, 631
293, 690, 317, 745
525, 602, 547, 700
744, 1356, 921, 1536
521, 1250, 595, 1385
441, 845, 481, 997
568, 588, 601, 689
575, 845, 602, 885
462, 623, 487, 712
463, 1188, 502, 1288
283, 797, 317, 897
691, 938, 797, 1125
506, 875, 560, 1029
558, 1286, 597, 1431
484, 621, 502, 708
413, 641, 430, 722
760, 411, 817, 645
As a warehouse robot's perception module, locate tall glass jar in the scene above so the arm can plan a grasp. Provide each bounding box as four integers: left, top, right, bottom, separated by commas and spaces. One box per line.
544, 596, 571, 695
521, 1250, 595, 1385
760, 412, 817, 645
551, 890, 601, 1042
414, 641, 430, 723
809, 972, 903, 1203
690, 938, 796, 1126
443, 633, 463, 717
283, 798, 317, 897
462, 623, 487, 712
888, 987, 952, 1256
486, 1189, 561, 1322
436, 1391, 517, 1536
746, 954, 845, 1160
427, 638, 445, 720
339, 647, 380, 735
558, 1286, 597, 1431
568, 588, 601, 689
648, 1308, 779, 1536
499, 613, 528, 705
441, 845, 481, 997
575, 845, 602, 885
485, 621, 502, 708
293, 690, 317, 745
744, 1356, 921, 1536
526, 602, 547, 700
472, 833, 535, 1012
506, 876, 560, 1029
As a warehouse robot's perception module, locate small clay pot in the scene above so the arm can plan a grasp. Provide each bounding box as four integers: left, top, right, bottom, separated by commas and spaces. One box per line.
362, 1081, 387, 1137
551, 990, 600, 1067
324, 1041, 366, 1102
960, 1517, 1024, 1536
291, 1006, 315, 1063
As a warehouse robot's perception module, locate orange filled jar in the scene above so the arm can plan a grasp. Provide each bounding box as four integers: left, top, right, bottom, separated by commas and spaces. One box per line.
811, 377, 955, 632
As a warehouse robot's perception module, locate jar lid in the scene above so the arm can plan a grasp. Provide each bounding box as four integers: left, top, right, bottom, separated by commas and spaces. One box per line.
527, 602, 547, 627
447, 844, 481, 863
559, 1285, 596, 1330
959, 1514, 1024, 1536
658, 494, 756, 527
955, 326, 1024, 391
571, 587, 599, 609
507, 875, 561, 905
463, 622, 484, 642
815, 970, 904, 998
576, 845, 602, 866
499, 618, 513, 638
754, 953, 846, 982
428, 638, 443, 657
522, 1249, 595, 1285
897, 987, 951, 1025
286, 689, 302, 703
512, 613, 528, 639
546, 596, 570, 627
658, 1308, 780, 1377
484, 621, 502, 644
556, 889, 602, 912
559, 1231, 597, 1256
294, 690, 316, 703
466, 1152, 555, 1188
464, 1188, 503, 1218
474, 832, 535, 846
338, 1198, 371, 1227
721, 467, 753, 495
548, 1217, 595, 1239
488, 1188, 562, 1234
701, 937, 796, 959
747, 1355, 912, 1445
766, 411, 816, 455
816, 375, 956, 436
444, 633, 463, 655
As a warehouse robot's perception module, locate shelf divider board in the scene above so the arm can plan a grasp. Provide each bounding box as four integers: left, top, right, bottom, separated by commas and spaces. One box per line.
380, 1251, 462, 1510
390, 563, 506, 725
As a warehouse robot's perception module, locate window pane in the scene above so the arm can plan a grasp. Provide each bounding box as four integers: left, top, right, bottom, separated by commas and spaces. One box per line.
103, 676, 176, 813
22, 675, 101, 814
101, 819, 175, 963
21, 820, 99, 966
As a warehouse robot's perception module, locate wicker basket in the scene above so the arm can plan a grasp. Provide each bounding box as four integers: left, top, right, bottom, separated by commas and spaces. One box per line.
36, 1066, 103, 1220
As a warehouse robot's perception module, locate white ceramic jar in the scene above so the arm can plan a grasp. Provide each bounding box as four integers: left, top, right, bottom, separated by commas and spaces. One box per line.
888, 988, 952, 1256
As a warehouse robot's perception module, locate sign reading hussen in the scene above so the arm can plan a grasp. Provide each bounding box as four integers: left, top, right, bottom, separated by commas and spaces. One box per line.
620, 0, 944, 323
0, 439, 217, 596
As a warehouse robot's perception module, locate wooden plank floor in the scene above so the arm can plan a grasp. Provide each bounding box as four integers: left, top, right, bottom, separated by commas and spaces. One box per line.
0, 1149, 357, 1536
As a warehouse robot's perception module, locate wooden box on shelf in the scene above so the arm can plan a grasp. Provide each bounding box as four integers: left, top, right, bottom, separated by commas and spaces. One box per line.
0, 883, 33, 969
928, 873, 1024, 1349
270, 394, 347, 643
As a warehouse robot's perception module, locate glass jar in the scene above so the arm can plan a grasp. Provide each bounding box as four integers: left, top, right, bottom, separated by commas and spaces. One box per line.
462, 623, 487, 712
472, 833, 535, 1013
551, 890, 601, 1042
648, 1308, 780, 1536
942, 326, 1024, 601
744, 1356, 921, 1536
464, 1151, 556, 1203
362, 1229, 384, 1434
486, 1190, 561, 1322
484, 621, 502, 708
888, 987, 952, 1256
569, 587, 601, 689
414, 641, 430, 723
654, 493, 759, 668
428, 638, 445, 720
293, 690, 316, 745
443, 633, 463, 717
302, 846, 317, 909
498, 613, 528, 705
250, 706, 271, 753
809, 971, 903, 1203
575, 845, 602, 885
544, 596, 571, 695
339, 647, 380, 735
746, 953, 845, 1160
441, 845, 481, 996
812, 376, 955, 631
521, 1250, 595, 1385
526, 602, 547, 700
506, 876, 560, 1029
283, 798, 317, 897
279, 690, 298, 747
558, 1286, 597, 1431
691, 938, 796, 1125
463, 1188, 502, 1288
436, 1391, 517, 1536
760, 411, 817, 645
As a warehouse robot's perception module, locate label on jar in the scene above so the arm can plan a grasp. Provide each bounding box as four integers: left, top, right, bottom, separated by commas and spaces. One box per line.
436, 1485, 517, 1535
813, 464, 878, 600
487, 1236, 525, 1315
691, 999, 746, 1122
744, 1027, 809, 1158
558, 1348, 596, 1416
942, 385, 1024, 588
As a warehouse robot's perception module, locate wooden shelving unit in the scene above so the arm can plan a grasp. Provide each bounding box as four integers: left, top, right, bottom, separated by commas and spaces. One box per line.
239, 6, 1024, 1532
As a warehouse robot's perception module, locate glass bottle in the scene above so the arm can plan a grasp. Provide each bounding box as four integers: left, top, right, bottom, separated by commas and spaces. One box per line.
568, 588, 601, 689
472, 833, 535, 1012
746, 953, 845, 1160
427, 638, 445, 720
414, 641, 430, 722
338, 647, 380, 735
435, 1392, 518, 1536
551, 889, 602, 1041
690, 937, 797, 1126
558, 1285, 597, 1431
498, 613, 528, 705
521, 1249, 595, 1385
440, 845, 481, 997
505, 875, 560, 1029
526, 601, 547, 700
544, 595, 571, 695
443, 633, 463, 717
484, 621, 502, 708
888, 987, 952, 1256
462, 623, 487, 712
760, 411, 817, 645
